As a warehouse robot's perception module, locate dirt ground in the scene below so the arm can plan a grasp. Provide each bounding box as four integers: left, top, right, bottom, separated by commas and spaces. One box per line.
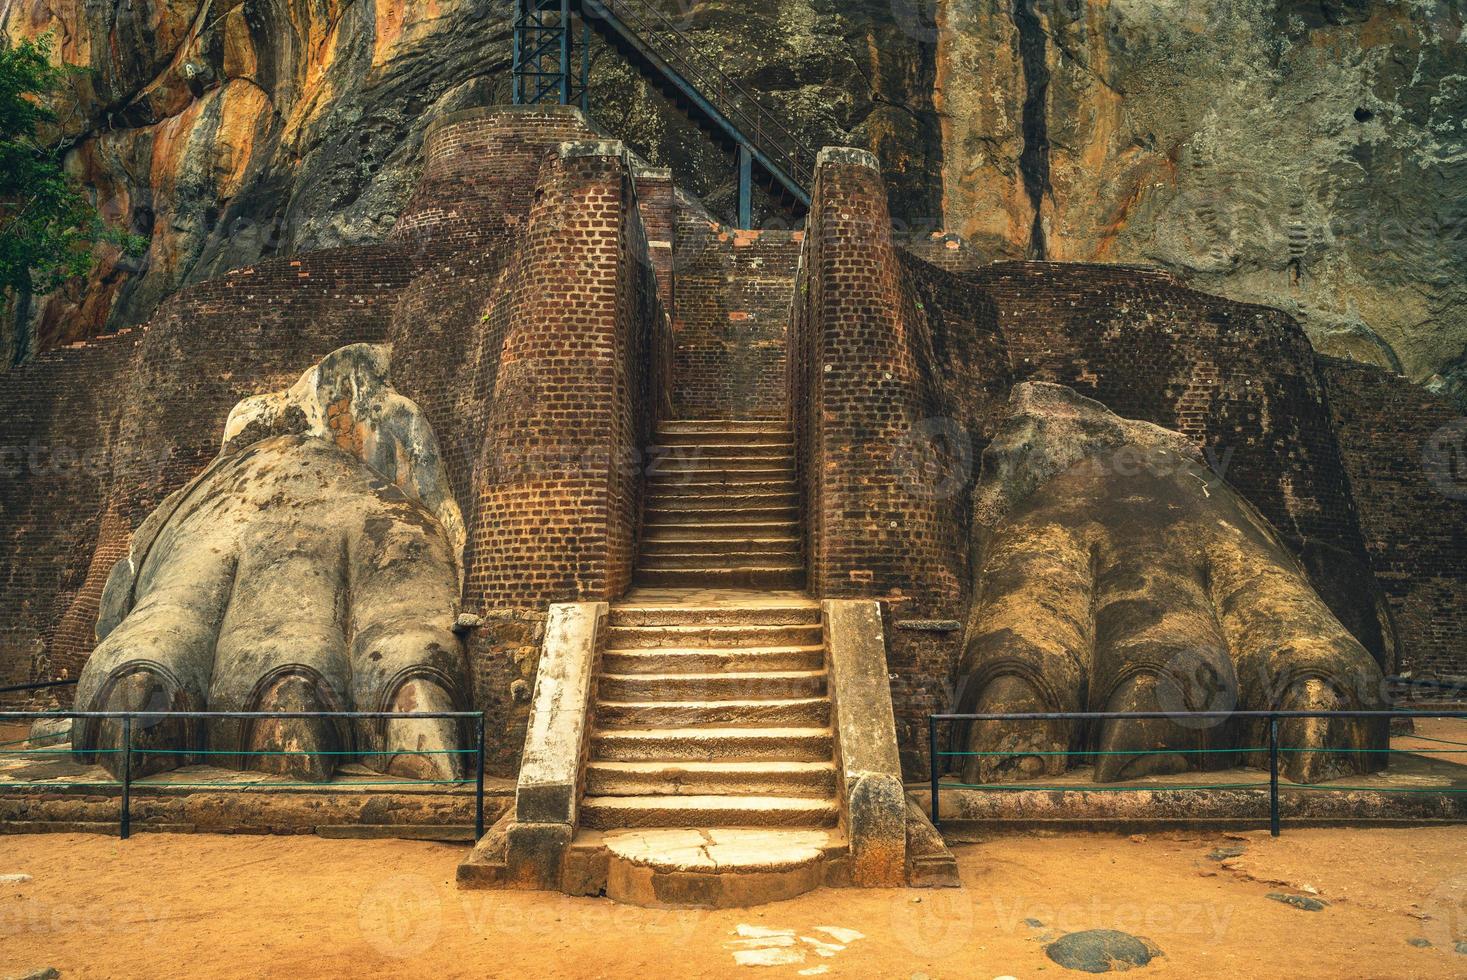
1, 827, 1463, 979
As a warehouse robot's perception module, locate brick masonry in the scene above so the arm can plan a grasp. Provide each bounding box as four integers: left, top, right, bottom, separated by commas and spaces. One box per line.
0, 108, 1463, 788
1319, 357, 1467, 681
789, 149, 1457, 775
670, 197, 801, 419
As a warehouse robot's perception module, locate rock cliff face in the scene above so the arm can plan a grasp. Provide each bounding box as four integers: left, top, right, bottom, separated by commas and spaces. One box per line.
4, 1, 1464, 398
936, 0, 1466, 395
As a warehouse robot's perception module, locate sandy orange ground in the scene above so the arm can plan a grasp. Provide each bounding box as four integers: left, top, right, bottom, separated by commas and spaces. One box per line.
1, 827, 1463, 978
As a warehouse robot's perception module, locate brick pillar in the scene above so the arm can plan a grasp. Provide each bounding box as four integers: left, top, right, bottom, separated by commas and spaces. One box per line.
468, 140, 642, 609
790, 148, 969, 778
632, 165, 676, 320
796, 147, 963, 604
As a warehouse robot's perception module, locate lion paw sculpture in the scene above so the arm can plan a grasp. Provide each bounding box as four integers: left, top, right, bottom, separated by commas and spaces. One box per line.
72, 345, 471, 783
954, 383, 1388, 785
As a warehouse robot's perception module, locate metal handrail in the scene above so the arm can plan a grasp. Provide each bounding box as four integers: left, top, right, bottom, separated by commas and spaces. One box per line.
1, 708, 488, 841
583, 0, 815, 188
0, 678, 77, 695
928, 709, 1467, 839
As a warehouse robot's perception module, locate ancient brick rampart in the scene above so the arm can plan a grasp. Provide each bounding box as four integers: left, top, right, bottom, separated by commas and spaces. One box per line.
963, 261, 1392, 669
0, 107, 673, 732
1320, 358, 1467, 681
1, 245, 422, 704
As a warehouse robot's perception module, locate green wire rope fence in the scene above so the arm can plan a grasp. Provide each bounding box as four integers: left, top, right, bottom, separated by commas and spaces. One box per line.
1, 706, 488, 841
928, 709, 1467, 838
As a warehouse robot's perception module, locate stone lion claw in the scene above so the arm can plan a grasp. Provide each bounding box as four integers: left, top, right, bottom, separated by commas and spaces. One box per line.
953, 384, 1388, 785
71, 345, 472, 783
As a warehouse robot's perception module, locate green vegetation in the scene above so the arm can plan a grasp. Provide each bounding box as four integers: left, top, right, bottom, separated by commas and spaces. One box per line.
0, 34, 142, 318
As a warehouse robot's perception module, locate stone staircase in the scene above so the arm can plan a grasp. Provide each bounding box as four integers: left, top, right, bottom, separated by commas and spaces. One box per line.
637, 420, 803, 589
558, 417, 854, 905
458, 420, 943, 905
580, 596, 837, 831
567, 592, 849, 906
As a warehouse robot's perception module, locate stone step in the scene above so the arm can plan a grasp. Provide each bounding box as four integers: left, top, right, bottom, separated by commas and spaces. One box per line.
650, 457, 795, 474
649, 463, 795, 479
633, 567, 805, 588
608, 605, 818, 627
639, 538, 800, 558
648, 472, 798, 489
657, 420, 789, 435
642, 520, 799, 541
644, 505, 799, 524
596, 697, 830, 728
598, 670, 827, 702
601, 645, 826, 675
646, 479, 796, 498
579, 795, 839, 830
596, 828, 838, 909
645, 492, 798, 510
591, 726, 833, 762
607, 623, 822, 648
584, 761, 838, 798
650, 439, 794, 453
637, 551, 803, 571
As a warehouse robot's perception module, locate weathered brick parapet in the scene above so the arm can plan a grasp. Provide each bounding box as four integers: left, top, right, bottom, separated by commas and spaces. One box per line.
671, 196, 801, 420
391, 105, 601, 259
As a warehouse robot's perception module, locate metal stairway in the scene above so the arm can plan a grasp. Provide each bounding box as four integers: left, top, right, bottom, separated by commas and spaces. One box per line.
512, 0, 814, 225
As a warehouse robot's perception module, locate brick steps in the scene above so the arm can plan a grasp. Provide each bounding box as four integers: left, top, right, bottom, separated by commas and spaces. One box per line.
606, 622, 821, 648
608, 604, 817, 627
591, 726, 834, 762
598, 670, 827, 701
601, 645, 825, 674
643, 520, 799, 540
595, 697, 830, 728
572, 419, 838, 898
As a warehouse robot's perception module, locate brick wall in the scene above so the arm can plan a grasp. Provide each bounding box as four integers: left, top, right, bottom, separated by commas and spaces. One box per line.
789, 150, 1422, 773
669, 198, 800, 419
1320, 357, 1467, 680
0, 244, 422, 706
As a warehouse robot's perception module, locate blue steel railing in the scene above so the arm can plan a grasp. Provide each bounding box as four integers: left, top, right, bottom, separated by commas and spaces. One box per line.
929, 709, 1467, 838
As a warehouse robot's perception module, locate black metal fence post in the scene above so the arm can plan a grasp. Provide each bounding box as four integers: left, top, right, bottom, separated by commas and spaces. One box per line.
1268, 714, 1280, 838
474, 713, 486, 839
929, 716, 940, 831
120, 714, 132, 841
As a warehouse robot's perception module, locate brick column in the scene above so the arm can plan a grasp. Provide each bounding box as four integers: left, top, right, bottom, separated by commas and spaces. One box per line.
795, 147, 963, 604
469, 140, 642, 607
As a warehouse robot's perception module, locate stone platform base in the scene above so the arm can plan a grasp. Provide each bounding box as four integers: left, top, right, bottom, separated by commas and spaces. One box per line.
599, 829, 842, 908
914, 761, 1467, 835
0, 752, 515, 838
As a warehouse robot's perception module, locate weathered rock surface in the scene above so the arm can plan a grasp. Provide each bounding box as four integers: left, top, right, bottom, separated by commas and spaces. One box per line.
5, 2, 1462, 393
956, 382, 1389, 784
71, 346, 470, 782
936, 0, 1467, 393
3, 0, 513, 356
1044, 929, 1162, 973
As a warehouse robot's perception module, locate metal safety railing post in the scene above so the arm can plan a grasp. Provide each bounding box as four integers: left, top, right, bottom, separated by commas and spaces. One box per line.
1268, 713, 1280, 837
474, 713, 486, 839
120, 714, 132, 841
